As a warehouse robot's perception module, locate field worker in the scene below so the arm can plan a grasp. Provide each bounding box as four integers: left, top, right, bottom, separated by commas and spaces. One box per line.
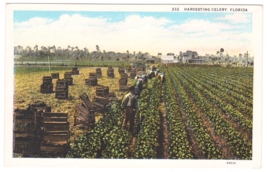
135, 77, 144, 95
148, 70, 155, 79
121, 86, 137, 133
134, 75, 141, 85
141, 74, 147, 84
151, 65, 155, 71
157, 73, 165, 83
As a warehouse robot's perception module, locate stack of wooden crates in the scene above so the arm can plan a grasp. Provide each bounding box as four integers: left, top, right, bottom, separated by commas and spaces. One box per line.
51, 73, 59, 79
93, 86, 117, 112
96, 68, 102, 78
119, 72, 128, 91
118, 67, 125, 74
71, 67, 79, 75
75, 93, 95, 129
85, 73, 98, 86
64, 72, 73, 85
107, 67, 115, 78
40, 112, 69, 154
55, 79, 68, 99
40, 76, 53, 93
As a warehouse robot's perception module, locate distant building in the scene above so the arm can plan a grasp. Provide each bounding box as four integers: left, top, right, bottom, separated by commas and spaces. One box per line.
147, 57, 157, 63
161, 55, 175, 63
182, 50, 198, 63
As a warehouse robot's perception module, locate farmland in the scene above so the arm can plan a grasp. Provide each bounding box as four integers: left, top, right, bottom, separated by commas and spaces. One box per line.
14, 65, 253, 159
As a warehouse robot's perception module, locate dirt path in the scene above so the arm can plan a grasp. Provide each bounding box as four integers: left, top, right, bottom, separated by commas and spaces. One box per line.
157, 85, 169, 159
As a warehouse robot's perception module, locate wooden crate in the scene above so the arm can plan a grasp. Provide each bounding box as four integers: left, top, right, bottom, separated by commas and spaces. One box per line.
85, 78, 98, 86
119, 85, 129, 91
95, 87, 109, 97
40, 112, 69, 154
119, 78, 127, 85
64, 72, 72, 79
89, 73, 97, 78
71, 67, 79, 75
107, 69, 114, 78
55, 79, 68, 99
51, 73, 59, 79
96, 88, 105, 97
66, 78, 73, 85
120, 73, 128, 79
96, 68, 102, 78
14, 110, 39, 153
118, 67, 125, 74
127, 67, 131, 73
96, 68, 101, 72
40, 84, 53, 93
43, 76, 52, 84
79, 93, 93, 109
104, 87, 109, 95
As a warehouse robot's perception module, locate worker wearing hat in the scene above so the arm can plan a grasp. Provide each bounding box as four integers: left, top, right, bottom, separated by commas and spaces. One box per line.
121, 85, 137, 133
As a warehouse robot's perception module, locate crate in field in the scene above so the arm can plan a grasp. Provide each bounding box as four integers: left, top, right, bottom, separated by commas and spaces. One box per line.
107, 68, 115, 78
75, 104, 95, 129
40, 84, 53, 93
40, 112, 69, 154
119, 85, 129, 91
71, 67, 79, 75
85, 78, 98, 86
79, 93, 93, 109
40, 76, 53, 93
120, 72, 128, 79
51, 73, 59, 79
96, 68, 102, 78
95, 87, 105, 97
64, 72, 73, 85
14, 103, 51, 154
89, 73, 97, 78
14, 110, 38, 153
75, 93, 96, 129
118, 67, 125, 74
119, 78, 128, 85
55, 79, 68, 99
126, 67, 131, 73
64, 72, 72, 78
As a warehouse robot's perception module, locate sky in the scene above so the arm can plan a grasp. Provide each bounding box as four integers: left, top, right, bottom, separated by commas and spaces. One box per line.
13, 11, 253, 56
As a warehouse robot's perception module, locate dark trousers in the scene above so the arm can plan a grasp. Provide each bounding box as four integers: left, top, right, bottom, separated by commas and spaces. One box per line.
123, 107, 135, 133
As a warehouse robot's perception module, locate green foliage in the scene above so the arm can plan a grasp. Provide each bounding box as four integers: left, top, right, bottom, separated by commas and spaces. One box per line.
134, 78, 161, 158
14, 67, 72, 74
67, 101, 124, 158
102, 127, 132, 158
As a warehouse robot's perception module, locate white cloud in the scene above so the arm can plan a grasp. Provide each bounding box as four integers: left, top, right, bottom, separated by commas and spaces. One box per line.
14, 17, 53, 28
14, 14, 253, 56
215, 13, 251, 24
170, 19, 241, 33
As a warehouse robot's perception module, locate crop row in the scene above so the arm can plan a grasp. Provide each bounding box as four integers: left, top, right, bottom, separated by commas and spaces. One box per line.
167, 67, 224, 159
172, 67, 253, 132
163, 67, 193, 159
168, 67, 252, 159
183, 67, 253, 99
134, 77, 161, 158
175, 68, 253, 122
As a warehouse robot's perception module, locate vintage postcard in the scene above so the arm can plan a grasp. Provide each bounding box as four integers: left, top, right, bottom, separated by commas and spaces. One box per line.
5, 4, 262, 168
